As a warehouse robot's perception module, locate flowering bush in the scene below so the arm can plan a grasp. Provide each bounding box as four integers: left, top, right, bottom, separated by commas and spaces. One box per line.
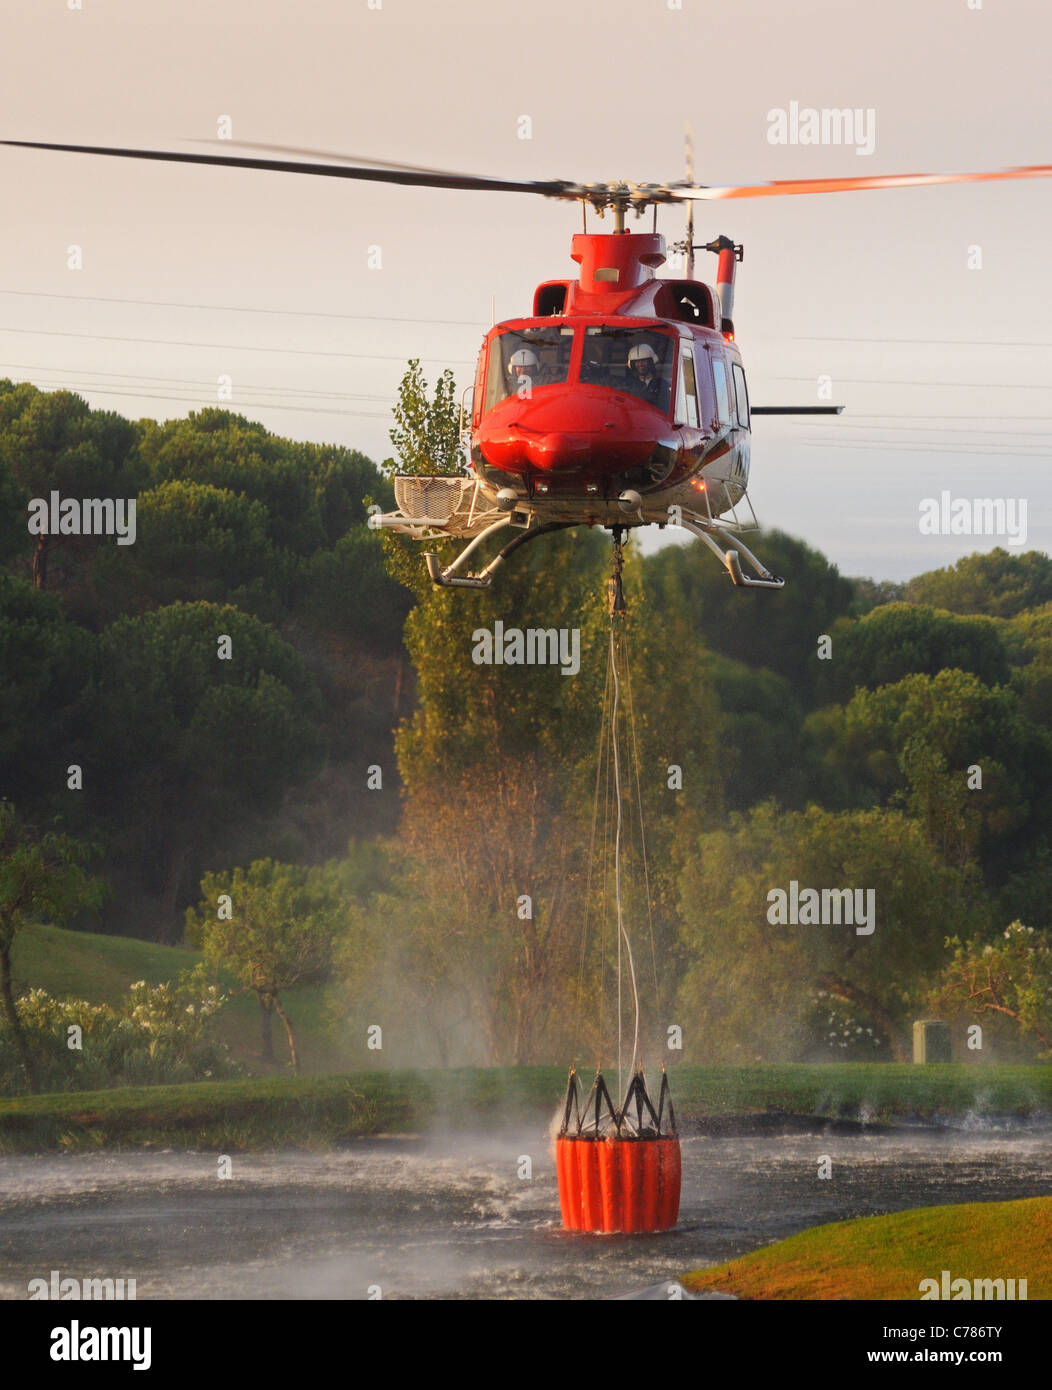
0, 964, 242, 1094
929, 922, 1052, 1060
805, 991, 890, 1060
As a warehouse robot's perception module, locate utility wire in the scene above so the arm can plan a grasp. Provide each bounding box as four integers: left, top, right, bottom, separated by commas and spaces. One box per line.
772, 376, 1052, 389
0, 324, 473, 364
0, 380, 393, 420
0, 286, 486, 327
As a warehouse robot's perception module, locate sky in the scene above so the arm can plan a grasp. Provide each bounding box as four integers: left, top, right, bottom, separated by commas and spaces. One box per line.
1, 0, 1049, 581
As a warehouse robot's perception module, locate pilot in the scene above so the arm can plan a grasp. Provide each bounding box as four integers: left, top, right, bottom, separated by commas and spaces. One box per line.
508, 348, 542, 395
627, 343, 670, 411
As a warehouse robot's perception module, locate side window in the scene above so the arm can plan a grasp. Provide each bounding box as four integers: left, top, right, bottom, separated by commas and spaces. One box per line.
732, 363, 750, 429
680, 346, 700, 428
712, 358, 731, 425
473, 347, 487, 427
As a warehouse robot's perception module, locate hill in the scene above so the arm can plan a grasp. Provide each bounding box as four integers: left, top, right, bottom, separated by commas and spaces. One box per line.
10, 923, 337, 1075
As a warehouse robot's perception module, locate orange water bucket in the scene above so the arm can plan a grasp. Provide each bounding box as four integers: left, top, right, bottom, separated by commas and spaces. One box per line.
557, 1133, 681, 1233
556, 1067, 681, 1234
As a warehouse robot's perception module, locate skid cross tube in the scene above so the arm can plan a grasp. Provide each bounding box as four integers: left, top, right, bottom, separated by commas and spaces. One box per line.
677, 517, 785, 588
425, 520, 573, 588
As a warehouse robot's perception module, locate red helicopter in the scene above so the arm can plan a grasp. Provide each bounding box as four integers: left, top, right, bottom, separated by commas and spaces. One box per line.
4, 136, 1050, 592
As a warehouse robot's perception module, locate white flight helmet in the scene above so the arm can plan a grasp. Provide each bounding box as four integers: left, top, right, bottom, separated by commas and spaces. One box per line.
627, 343, 659, 366
509, 348, 540, 370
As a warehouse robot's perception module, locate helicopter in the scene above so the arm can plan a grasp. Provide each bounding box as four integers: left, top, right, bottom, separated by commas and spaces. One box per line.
3, 136, 1050, 591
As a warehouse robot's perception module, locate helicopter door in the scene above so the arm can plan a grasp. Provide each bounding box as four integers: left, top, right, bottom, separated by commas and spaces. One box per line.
711, 355, 732, 430
731, 362, 751, 485
677, 345, 701, 429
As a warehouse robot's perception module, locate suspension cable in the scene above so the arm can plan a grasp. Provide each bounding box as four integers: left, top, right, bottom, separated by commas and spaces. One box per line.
608, 540, 640, 1104
574, 649, 612, 1061
623, 626, 662, 1024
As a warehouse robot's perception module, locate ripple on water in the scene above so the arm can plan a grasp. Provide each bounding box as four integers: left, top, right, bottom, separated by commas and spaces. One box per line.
1, 1125, 1050, 1299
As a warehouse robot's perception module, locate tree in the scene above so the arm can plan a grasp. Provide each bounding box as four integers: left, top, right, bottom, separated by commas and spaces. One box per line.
929, 923, 1052, 1059
1003, 603, 1052, 732
906, 549, 1052, 618
709, 655, 814, 810
0, 576, 95, 824
814, 603, 1010, 705
676, 803, 991, 1062
845, 575, 906, 613
294, 527, 411, 649
0, 386, 142, 590
92, 480, 284, 621
806, 669, 1052, 914
642, 529, 856, 702
91, 602, 325, 934
377, 359, 465, 599
137, 410, 383, 557
186, 859, 339, 1072
386, 543, 723, 1064
0, 803, 101, 1092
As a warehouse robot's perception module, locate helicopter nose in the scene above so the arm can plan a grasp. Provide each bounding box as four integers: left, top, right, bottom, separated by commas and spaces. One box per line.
524, 431, 592, 470
477, 387, 662, 475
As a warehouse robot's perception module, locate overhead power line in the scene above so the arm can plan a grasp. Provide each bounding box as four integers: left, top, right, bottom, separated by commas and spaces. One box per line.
0, 361, 397, 402
0, 286, 487, 328
785, 335, 1052, 348
773, 376, 1051, 389
0, 324, 473, 365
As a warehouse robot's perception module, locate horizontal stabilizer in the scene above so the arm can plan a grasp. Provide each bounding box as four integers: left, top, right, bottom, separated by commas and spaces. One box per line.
751, 405, 844, 415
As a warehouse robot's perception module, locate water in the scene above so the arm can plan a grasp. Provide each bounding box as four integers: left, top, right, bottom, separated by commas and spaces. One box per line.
2, 1124, 1050, 1299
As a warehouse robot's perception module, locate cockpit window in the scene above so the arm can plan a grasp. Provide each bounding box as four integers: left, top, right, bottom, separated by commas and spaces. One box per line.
483, 326, 574, 411
580, 327, 674, 414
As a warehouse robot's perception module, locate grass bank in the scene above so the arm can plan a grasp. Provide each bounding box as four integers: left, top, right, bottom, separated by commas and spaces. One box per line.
0, 1069, 566, 1153
11, 922, 338, 1074
1, 1063, 1050, 1153
684, 1196, 1052, 1299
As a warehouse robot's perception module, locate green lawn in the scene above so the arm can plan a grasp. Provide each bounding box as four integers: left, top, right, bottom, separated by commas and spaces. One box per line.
11, 922, 339, 1074
5, 924, 1051, 1153
0, 1069, 568, 1152
1, 1060, 1051, 1152
684, 1197, 1052, 1300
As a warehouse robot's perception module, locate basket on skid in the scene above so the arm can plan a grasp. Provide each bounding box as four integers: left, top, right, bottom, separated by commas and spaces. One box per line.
556, 1067, 681, 1234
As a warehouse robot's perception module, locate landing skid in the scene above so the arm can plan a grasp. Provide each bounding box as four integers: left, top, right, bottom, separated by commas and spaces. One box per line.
375, 476, 784, 591
424, 520, 574, 589
422, 513, 783, 591
675, 517, 785, 589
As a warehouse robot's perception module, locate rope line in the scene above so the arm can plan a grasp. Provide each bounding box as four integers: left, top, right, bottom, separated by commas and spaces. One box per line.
623, 626, 662, 1026
573, 649, 611, 1062
610, 620, 640, 1104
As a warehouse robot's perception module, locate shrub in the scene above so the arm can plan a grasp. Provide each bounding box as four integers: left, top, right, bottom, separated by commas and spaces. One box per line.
0, 964, 242, 1095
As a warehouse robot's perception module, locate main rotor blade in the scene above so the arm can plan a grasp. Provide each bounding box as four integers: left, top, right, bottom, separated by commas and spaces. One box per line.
668, 165, 1052, 200
214, 140, 509, 179
7, 139, 1048, 208
0, 140, 577, 199
751, 406, 844, 414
